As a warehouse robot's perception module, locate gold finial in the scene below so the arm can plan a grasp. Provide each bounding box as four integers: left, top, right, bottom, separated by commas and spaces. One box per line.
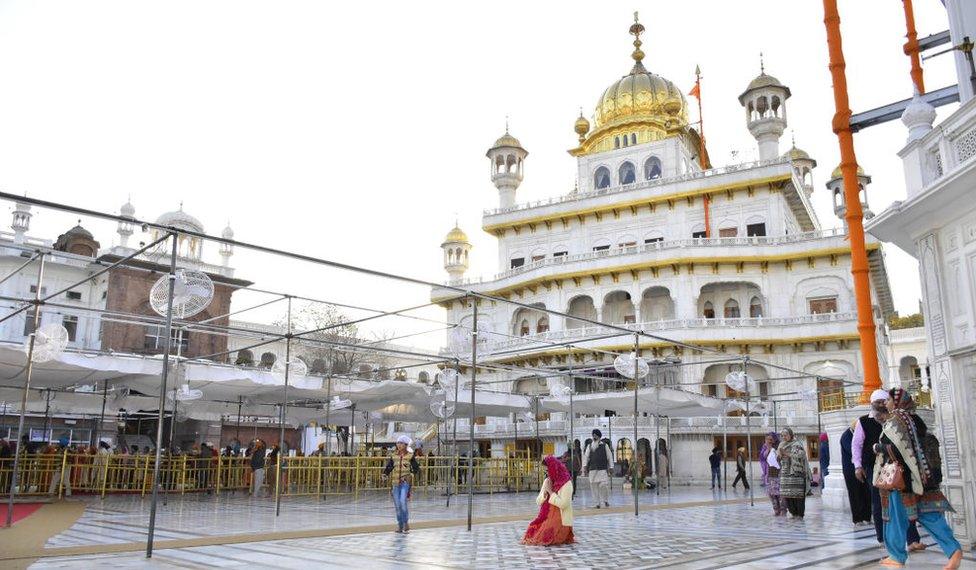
505, 114, 509, 133
791, 130, 796, 148
574, 106, 590, 143
760, 51, 765, 75
629, 11, 645, 63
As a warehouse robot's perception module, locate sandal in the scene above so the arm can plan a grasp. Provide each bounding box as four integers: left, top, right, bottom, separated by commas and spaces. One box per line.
880, 557, 905, 567
908, 542, 927, 552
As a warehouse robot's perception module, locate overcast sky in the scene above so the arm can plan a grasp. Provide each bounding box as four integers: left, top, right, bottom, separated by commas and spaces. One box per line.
0, 1, 957, 345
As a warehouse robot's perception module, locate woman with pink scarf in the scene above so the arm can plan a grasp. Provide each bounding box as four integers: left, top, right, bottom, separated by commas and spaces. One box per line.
521, 456, 575, 546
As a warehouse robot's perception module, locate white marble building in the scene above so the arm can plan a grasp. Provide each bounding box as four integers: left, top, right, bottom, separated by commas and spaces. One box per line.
865, 0, 976, 544
431, 17, 896, 482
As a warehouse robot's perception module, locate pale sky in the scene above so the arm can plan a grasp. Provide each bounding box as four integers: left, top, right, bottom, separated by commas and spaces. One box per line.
0, 1, 958, 345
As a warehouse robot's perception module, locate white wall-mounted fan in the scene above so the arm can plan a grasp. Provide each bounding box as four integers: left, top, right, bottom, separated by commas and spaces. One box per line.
327, 395, 352, 411
168, 383, 203, 401
149, 269, 214, 319
437, 368, 459, 390
613, 352, 649, 379
272, 358, 308, 378
25, 323, 69, 363
448, 324, 489, 361
429, 388, 456, 419
725, 370, 757, 394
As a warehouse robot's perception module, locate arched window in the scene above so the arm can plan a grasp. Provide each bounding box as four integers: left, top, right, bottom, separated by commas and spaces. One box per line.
724, 299, 740, 318
644, 156, 662, 180
749, 296, 763, 318
594, 166, 611, 189
630, 133, 637, 146
614, 137, 620, 149
619, 161, 636, 185
536, 317, 549, 334
519, 319, 530, 336
703, 301, 715, 319
622, 136, 629, 147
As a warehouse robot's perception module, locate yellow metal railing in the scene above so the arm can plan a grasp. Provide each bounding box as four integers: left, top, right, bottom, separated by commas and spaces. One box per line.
0, 453, 546, 498
819, 388, 934, 413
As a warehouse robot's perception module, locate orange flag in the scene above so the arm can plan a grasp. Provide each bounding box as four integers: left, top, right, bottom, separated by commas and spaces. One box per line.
688, 82, 700, 99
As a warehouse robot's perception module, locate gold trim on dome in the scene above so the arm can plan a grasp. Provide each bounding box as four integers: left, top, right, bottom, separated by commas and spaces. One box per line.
570, 14, 688, 156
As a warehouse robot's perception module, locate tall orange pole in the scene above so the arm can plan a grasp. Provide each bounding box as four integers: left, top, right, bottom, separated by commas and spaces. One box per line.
902, 0, 926, 93
822, 0, 882, 403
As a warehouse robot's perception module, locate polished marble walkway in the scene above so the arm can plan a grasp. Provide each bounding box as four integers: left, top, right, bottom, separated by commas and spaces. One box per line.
27, 488, 976, 569
43, 485, 719, 548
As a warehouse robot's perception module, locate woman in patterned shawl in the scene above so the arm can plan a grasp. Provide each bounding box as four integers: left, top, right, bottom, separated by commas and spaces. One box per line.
877, 388, 961, 569
764, 432, 785, 516
521, 455, 575, 546
777, 427, 810, 518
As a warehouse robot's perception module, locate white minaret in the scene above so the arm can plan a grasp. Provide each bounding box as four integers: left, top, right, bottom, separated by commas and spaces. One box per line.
739, 59, 791, 161
219, 223, 235, 276
11, 201, 31, 244
486, 127, 528, 209
827, 164, 872, 228
783, 136, 817, 197
117, 198, 136, 248
441, 224, 471, 284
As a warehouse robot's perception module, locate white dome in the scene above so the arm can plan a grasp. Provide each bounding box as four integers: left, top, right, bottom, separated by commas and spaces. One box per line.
156, 205, 205, 234
222, 224, 234, 239
120, 200, 135, 218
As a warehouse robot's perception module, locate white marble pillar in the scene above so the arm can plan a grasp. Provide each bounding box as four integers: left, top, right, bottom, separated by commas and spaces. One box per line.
820, 406, 868, 510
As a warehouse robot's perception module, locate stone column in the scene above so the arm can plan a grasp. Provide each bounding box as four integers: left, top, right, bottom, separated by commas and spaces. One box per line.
820, 406, 868, 511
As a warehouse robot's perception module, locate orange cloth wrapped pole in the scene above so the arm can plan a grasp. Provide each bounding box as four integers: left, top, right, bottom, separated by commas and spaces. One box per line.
902, 0, 925, 94
822, 0, 883, 403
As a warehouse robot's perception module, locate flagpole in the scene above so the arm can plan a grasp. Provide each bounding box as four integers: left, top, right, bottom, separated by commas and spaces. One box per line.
691, 66, 711, 237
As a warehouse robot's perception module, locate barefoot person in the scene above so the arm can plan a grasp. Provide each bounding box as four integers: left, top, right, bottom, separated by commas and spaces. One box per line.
521, 456, 575, 546
383, 435, 419, 534
877, 388, 962, 569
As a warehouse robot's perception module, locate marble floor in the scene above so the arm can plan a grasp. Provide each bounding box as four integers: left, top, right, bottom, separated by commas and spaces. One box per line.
24, 488, 976, 569
42, 486, 720, 548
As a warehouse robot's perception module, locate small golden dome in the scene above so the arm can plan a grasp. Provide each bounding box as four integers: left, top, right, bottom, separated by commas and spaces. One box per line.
784, 146, 810, 161
490, 132, 523, 150
831, 163, 866, 179
574, 112, 590, 142
738, 72, 792, 104
443, 226, 469, 244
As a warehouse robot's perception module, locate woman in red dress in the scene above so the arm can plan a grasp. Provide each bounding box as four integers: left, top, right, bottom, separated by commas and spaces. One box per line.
521, 455, 575, 546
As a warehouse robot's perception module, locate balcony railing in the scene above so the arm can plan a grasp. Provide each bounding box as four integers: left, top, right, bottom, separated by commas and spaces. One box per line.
818, 389, 932, 412
483, 157, 791, 217
490, 311, 858, 352
446, 228, 847, 287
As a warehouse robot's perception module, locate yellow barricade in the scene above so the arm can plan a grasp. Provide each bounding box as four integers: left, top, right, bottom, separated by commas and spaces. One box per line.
0, 453, 546, 498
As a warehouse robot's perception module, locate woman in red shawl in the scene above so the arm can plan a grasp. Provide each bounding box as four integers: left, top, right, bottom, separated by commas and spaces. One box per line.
521, 455, 575, 546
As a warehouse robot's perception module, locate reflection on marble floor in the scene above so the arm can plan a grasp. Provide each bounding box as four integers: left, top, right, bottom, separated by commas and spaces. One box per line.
30, 492, 976, 569
45, 486, 722, 548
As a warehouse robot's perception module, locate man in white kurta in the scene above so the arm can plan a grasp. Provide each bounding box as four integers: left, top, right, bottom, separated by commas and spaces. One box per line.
582, 429, 614, 508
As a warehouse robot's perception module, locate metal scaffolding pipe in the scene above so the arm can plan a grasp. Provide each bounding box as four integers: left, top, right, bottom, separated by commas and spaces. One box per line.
146, 234, 178, 558
4, 253, 45, 528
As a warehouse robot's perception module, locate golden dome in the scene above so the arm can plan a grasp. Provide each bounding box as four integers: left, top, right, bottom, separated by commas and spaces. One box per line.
830, 164, 866, 179
490, 132, 523, 150
571, 14, 688, 156
738, 72, 791, 104
442, 226, 469, 245
574, 112, 590, 142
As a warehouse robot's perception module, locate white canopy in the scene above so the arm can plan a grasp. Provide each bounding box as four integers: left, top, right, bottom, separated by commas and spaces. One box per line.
539, 386, 725, 418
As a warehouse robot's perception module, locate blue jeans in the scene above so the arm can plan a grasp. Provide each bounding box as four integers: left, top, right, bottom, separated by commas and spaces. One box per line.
392, 481, 410, 529
711, 467, 721, 488
884, 490, 961, 564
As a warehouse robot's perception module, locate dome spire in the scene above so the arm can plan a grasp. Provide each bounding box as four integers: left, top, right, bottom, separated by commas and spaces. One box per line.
760, 51, 765, 75
629, 12, 645, 66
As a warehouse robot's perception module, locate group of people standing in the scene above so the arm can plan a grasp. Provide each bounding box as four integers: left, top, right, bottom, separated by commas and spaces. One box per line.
839, 388, 962, 568
762, 428, 812, 517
